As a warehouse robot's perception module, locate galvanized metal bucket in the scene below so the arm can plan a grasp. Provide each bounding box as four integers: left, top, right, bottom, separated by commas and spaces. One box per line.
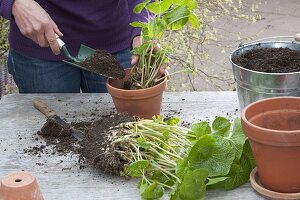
230, 37, 300, 110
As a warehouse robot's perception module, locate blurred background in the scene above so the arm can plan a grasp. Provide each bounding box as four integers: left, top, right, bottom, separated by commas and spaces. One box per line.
1, 0, 299, 97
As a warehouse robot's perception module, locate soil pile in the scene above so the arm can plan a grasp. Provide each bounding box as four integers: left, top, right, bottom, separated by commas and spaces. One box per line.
79, 114, 133, 174
29, 113, 133, 174
232, 47, 300, 73
80, 49, 125, 79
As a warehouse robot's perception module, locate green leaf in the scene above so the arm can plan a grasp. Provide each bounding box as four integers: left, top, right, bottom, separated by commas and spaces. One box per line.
167, 116, 180, 126
148, 18, 167, 39
152, 115, 164, 123
170, 184, 181, 200
242, 140, 256, 169
188, 135, 215, 161
226, 118, 247, 161
223, 154, 252, 190
190, 121, 211, 138
163, 6, 190, 30
175, 158, 189, 179
137, 137, 150, 150
206, 177, 229, 186
207, 141, 255, 190
212, 117, 230, 136
173, 0, 197, 10
126, 160, 150, 177
189, 135, 235, 177
130, 21, 148, 28
141, 181, 164, 200
151, 171, 175, 187
146, 0, 172, 15
134, 0, 151, 14
179, 169, 208, 200
188, 12, 201, 29
131, 42, 151, 55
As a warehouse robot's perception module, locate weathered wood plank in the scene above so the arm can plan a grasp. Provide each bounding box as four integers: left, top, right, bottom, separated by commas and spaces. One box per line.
0, 92, 263, 200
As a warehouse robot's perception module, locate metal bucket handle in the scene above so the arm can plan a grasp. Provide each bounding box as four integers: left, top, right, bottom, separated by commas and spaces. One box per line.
239, 34, 300, 47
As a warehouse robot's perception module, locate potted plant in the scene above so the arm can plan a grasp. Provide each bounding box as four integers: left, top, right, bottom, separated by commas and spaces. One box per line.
241, 96, 300, 194
230, 36, 300, 111
106, 0, 199, 119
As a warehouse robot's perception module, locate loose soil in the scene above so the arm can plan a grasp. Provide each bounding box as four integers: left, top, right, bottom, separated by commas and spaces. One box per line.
80, 49, 125, 79
28, 113, 134, 175
123, 65, 165, 90
232, 47, 300, 73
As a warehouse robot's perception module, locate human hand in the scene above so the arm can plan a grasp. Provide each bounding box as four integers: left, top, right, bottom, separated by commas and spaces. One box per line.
12, 0, 63, 55
131, 36, 167, 77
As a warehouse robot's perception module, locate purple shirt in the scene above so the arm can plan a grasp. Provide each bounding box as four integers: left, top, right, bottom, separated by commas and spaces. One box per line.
0, 0, 148, 60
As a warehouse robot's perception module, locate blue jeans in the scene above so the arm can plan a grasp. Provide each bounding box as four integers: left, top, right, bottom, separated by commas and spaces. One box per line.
7, 48, 132, 93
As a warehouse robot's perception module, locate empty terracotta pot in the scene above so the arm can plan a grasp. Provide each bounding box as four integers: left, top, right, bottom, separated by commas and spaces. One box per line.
242, 96, 300, 193
106, 68, 167, 119
0, 172, 44, 200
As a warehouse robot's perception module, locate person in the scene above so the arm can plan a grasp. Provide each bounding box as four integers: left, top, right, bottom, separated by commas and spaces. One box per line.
0, 0, 147, 93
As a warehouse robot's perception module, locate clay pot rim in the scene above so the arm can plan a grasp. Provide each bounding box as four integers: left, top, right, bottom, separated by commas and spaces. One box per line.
242, 96, 300, 134
106, 69, 169, 93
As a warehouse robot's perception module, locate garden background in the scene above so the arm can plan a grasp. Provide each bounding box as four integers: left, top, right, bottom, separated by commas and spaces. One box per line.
0, 0, 298, 97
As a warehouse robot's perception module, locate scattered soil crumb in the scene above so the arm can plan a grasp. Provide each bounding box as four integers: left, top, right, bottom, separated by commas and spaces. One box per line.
26, 113, 133, 174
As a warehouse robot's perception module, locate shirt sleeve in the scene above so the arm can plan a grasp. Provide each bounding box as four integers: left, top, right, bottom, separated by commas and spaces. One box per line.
0, 0, 15, 20
128, 0, 154, 43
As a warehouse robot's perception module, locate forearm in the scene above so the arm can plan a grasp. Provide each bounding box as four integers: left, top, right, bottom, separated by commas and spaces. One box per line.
0, 0, 15, 20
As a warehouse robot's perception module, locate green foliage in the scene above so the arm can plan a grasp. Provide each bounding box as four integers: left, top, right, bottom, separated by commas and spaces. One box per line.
190, 121, 211, 138
114, 116, 255, 200
212, 117, 231, 135
140, 181, 164, 200
131, 0, 200, 89
126, 160, 150, 177
175, 168, 208, 200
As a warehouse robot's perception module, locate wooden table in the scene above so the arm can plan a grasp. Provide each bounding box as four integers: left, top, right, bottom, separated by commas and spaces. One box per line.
0, 92, 264, 199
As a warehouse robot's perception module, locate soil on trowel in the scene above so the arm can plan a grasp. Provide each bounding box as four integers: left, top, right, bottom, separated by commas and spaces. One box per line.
80, 49, 125, 79
232, 47, 300, 73
30, 113, 134, 175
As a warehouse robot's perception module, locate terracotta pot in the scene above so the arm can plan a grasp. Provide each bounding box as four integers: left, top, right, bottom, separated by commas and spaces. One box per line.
0, 172, 44, 200
106, 68, 167, 119
242, 97, 300, 193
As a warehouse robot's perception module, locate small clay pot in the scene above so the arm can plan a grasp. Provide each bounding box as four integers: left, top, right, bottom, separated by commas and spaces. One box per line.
242, 97, 300, 193
0, 172, 44, 200
106, 68, 168, 119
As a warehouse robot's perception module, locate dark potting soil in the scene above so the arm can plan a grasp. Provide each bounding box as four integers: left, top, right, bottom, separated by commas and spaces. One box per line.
79, 113, 134, 174
80, 49, 125, 79
36, 119, 93, 154
232, 47, 300, 73
27, 113, 133, 175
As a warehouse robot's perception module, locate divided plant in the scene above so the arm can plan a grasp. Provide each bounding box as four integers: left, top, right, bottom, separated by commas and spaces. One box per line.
128, 0, 199, 89
111, 116, 255, 200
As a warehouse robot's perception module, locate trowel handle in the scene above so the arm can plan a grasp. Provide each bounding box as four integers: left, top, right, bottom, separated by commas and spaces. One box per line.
55, 34, 65, 49
33, 100, 57, 118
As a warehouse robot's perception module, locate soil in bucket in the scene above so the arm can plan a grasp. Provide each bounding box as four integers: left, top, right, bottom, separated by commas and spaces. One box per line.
80, 49, 125, 79
232, 47, 300, 73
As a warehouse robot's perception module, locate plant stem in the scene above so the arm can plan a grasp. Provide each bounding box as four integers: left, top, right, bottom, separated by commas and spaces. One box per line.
150, 163, 181, 183
147, 141, 182, 160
